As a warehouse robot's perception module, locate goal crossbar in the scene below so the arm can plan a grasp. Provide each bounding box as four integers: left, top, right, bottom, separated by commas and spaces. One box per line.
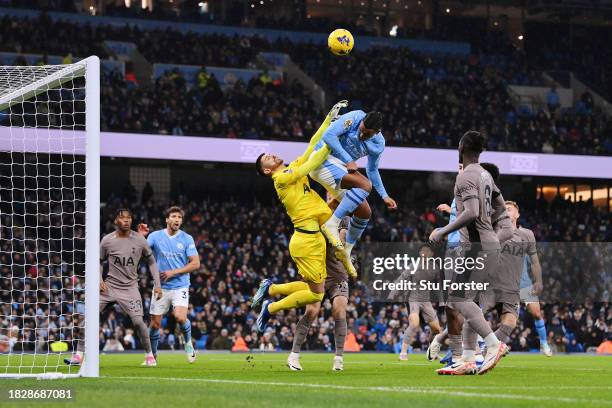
0, 58, 90, 111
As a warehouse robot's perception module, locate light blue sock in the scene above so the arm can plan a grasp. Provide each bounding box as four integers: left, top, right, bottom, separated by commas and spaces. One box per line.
347, 216, 369, 245
534, 318, 547, 345
150, 328, 160, 354
334, 188, 369, 219
181, 320, 192, 344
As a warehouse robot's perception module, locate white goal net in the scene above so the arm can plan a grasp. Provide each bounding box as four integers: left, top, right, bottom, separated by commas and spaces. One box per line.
0, 57, 100, 378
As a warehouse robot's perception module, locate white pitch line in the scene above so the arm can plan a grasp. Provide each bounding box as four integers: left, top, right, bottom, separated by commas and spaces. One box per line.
107, 376, 612, 405
204, 358, 433, 366
202, 357, 610, 371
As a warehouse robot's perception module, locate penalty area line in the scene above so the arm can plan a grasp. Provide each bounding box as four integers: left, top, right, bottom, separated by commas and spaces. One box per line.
107, 376, 612, 405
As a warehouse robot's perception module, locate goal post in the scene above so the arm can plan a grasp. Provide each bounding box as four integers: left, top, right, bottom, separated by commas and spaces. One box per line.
83, 56, 100, 379
0, 56, 100, 378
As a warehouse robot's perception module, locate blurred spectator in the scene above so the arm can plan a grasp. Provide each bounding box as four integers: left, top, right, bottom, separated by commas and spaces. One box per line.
596, 334, 612, 354
211, 328, 232, 350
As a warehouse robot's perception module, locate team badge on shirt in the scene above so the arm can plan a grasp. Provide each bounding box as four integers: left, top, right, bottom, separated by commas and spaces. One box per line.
177, 243, 184, 250
343, 119, 353, 129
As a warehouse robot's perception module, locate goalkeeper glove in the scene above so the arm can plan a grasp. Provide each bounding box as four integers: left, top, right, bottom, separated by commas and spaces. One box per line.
328, 100, 349, 122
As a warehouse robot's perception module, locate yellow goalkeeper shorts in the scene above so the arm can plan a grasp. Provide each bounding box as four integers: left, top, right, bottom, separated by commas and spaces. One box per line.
289, 230, 327, 284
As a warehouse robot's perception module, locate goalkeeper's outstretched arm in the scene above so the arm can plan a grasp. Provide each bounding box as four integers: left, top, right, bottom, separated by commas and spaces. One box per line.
296, 100, 348, 165
275, 145, 331, 186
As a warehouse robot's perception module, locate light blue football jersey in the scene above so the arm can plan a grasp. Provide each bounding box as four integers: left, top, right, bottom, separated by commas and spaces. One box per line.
147, 230, 198, 290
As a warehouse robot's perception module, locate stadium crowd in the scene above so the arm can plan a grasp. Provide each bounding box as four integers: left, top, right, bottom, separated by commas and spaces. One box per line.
1, 14, 611, 154
101, 66, 321, 140
525, 22, 612, 102
0, 153, 86, 355
1, 162, 610, 356
86, 185, 611, 355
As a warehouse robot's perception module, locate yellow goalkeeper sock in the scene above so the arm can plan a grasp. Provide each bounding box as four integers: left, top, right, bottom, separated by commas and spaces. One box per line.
269, 281, 309, 297
268, 290, 324, 314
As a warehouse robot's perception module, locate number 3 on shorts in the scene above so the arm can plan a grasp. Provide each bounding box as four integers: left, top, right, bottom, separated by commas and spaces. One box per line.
182, 290, 187, 299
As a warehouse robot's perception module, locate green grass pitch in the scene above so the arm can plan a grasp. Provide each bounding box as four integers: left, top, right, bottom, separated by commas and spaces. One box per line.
1, 352, 611, 408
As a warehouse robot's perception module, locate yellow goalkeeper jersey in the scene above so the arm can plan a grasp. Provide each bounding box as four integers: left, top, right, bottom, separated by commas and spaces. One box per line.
272, 115, 333, 231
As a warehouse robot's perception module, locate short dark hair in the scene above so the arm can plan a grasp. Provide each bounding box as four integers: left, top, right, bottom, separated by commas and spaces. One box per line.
460, 130, 486, 154
480, 162, 500, 182
255, 153, 266, 176
363, 111, 383, 131
114, 208, 132, 219
165, 206, 184, 218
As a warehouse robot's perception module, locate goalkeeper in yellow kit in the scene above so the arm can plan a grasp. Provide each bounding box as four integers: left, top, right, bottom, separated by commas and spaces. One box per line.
252, 100, 352, 332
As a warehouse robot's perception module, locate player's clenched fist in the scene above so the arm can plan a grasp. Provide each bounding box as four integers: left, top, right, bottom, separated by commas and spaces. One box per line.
137, 223, 150, 236
436, 203, 451, 214
384, 197, 398, 210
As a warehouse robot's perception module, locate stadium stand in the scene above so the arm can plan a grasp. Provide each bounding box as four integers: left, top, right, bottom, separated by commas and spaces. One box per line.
1, 12, 611, 154
0, 5, 610, 358
51, 184, 605, 354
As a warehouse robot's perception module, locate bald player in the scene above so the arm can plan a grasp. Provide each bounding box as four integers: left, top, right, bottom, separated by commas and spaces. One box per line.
64, 208, 162, 367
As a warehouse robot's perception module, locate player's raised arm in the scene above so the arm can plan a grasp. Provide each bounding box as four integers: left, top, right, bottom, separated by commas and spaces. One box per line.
137, 223, 150, 237
274, 145, 331, 186
297, 100, 348, 166
322, 112, 355, 163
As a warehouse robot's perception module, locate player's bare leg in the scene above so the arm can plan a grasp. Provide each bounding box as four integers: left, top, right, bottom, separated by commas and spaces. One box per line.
174, 306, 196, 363
527, 302, 552, 356
288, 302, 321, 371
400, 313, 420, 361
332, 295, 348, 371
